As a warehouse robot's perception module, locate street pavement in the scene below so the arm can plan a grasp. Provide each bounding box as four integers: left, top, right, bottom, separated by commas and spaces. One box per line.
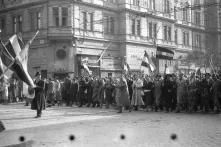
0, 103, 221, 147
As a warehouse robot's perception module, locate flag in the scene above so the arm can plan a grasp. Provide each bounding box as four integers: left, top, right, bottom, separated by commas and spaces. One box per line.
82, 63, 92, 75
81, 57, 92, 75
123, 59, 130, 73
21, 31, 39, 98
0, 32, 38, 88
141, 51, 152, 75
148, 55, 156, 72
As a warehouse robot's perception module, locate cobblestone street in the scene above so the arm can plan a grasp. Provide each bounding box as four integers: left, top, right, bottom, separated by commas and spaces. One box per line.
0, 103, 221, 147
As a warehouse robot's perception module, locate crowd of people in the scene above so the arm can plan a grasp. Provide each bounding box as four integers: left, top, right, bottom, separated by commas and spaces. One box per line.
1, 72, 221, 115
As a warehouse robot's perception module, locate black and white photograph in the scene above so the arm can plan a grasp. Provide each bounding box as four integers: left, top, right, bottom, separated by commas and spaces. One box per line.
0, 0, 221, 146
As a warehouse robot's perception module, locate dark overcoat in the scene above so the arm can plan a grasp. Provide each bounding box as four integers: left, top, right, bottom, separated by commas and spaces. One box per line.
31, 80, 46, 111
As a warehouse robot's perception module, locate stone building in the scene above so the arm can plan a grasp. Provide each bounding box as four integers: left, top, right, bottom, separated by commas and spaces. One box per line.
0, 0, 220, 78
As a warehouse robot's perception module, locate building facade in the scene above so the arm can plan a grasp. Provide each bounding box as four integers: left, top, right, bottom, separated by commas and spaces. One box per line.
0, 0, 220, 78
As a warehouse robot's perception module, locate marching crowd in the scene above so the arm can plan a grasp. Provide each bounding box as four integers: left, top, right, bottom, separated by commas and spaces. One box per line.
1, 72, 221, 114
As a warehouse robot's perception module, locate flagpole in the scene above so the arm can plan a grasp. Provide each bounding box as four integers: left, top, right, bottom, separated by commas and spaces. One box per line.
96, 42, 111, 63
29, 30, 39, 45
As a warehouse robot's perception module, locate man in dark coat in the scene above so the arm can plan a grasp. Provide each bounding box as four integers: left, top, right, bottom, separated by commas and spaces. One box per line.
64, 76, 71, 106
31, 72, 46, 118
127, 77, 133, 102
162, 74, 174, 112
69, 78, 79, 106
200, 73, 212, 112
78, 77, 86, 107
85, 77, 93, 107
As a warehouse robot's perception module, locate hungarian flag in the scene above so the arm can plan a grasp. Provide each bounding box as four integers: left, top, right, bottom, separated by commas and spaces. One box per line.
81, 57, 92, 75
123, 59, 130, 73
141, 51, 156, 75
21, 31, 39, 98
0, 32, 38, 88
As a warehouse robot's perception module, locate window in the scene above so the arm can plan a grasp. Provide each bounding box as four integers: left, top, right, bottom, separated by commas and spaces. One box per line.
53, 7, 59, 26
174, 29, 178, 44
110, 17, 114, 34
81, 11, 94, 31
164, 0, 170, 13
163, 25, 171, 41
131, 18, 141, 36
17, 16, 22, 32
183, 32, 189, 46
183, 9, 189, 22
149, 22, 152, 38
82, 11, 87, 30
62, 7, 68, 26
149, 22, 157, 39
195, 11, 201, 25
153, 23, 157, 38
194, 0, 200, 5
164, 26, 167, 40
195, 34, 201, 48
104, 16, 109, 33
88, 13, 94, 31
137, 19, 141, 36
37, 12, 41, 30
132, 0, 140, 6
168, 26, 171, 41
131, 19, 135, 35
149, 0, 155, 10
13, 17, 17, 33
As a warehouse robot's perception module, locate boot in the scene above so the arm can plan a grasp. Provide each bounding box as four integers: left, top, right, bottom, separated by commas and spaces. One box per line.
117, 106, 122, 113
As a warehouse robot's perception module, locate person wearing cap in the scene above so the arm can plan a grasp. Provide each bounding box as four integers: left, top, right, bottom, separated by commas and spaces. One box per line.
31, 72, 46, 118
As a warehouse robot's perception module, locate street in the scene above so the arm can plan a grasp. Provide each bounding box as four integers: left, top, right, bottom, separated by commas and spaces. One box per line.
0, 103, 221, 147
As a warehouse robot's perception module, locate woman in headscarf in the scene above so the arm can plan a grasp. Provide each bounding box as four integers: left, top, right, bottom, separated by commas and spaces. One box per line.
114, 76, 131, 113
131, 75, 145, 111
31, 72, 46, 118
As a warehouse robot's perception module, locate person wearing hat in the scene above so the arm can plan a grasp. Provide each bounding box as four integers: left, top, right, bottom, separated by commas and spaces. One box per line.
31, 72, 46, 118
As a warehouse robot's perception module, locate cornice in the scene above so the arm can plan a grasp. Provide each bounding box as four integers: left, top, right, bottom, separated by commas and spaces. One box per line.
0, 0, 47, 14
73, 0, 118, 13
